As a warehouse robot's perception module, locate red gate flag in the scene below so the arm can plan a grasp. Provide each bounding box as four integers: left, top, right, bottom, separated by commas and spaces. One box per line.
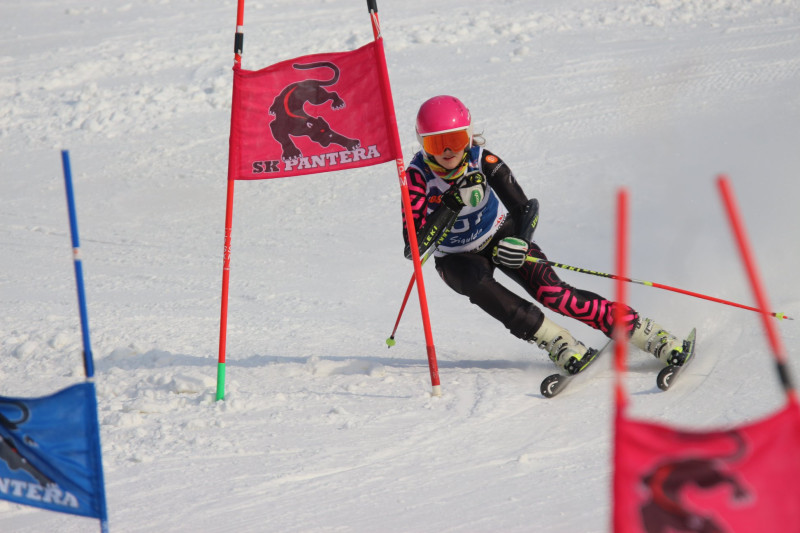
613, 400, 800, 533
229, 41, 395, 180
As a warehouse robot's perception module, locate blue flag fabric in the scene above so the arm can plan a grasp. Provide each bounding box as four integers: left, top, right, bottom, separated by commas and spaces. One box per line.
0, 382, 107, 521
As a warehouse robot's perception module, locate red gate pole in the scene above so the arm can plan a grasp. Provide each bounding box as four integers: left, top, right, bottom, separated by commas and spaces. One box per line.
612, 188, 630, 533
366, 0, 441, 395
217, 0, 246, 401
717, 175, 796, 403
613, 188, 631, 412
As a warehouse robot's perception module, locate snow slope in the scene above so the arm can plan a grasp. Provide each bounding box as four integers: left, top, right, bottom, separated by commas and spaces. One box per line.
1, 1, 799, 531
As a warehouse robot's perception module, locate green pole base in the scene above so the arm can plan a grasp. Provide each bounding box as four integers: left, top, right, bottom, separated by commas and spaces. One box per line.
215, 362, 226, 401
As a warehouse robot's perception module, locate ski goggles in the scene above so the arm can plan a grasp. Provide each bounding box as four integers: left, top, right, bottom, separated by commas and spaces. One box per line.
420, 129, 471, 156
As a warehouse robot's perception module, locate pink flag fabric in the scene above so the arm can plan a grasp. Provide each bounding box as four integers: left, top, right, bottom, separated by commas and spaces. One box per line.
229, 41, 395, 180
613, 399, 800, 532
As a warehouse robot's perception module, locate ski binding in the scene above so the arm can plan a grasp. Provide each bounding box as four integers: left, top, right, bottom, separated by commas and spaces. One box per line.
656, 328, 697, 391
540, 340, 613, 398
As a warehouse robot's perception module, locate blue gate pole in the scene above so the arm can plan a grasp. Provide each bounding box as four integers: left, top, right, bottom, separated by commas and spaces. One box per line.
60, 150, 95, 379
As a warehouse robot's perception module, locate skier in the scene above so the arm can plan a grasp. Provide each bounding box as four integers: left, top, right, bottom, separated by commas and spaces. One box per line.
402, 95, 687, 375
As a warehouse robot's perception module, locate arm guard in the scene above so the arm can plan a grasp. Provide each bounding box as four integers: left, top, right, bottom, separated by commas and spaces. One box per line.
517, 198, 540, 242
404, 201, 460, 260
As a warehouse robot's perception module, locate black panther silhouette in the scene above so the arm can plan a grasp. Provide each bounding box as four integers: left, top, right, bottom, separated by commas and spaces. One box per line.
0, 400, 53, 486
268, 61, 361, 161
639, 431, 750, 533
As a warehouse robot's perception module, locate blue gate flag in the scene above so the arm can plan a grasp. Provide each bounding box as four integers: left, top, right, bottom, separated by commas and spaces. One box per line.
0, 382, 108, 521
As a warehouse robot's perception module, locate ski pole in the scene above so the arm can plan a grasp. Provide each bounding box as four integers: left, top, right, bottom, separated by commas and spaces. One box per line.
387, 252, 432, 347
525, 256, 792, 320
389, 196, 469, 347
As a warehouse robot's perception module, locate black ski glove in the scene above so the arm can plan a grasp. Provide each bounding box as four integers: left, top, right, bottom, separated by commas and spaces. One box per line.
492, 198, 539, 269
493, 237, 529, 269
442, 171, 487, 210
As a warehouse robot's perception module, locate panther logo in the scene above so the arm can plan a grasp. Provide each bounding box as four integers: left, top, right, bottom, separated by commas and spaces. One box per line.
639, 431, 751, 533
0, 400, 54, 486
268, 61, 361, 162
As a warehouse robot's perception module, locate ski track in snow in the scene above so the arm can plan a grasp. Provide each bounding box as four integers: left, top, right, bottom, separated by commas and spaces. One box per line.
2, 0, 800, 531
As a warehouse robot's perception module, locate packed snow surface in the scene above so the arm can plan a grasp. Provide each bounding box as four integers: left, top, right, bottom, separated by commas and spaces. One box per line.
1, 0, 799, 531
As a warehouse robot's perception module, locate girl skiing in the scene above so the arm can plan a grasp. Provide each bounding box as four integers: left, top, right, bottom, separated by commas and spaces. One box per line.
402, 95, 687, 374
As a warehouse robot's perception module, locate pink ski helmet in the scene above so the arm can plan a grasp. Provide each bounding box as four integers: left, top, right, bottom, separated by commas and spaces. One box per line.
415, 95, 473, 155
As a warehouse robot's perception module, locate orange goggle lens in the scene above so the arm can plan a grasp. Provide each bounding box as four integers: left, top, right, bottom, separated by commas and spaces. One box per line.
421, 130, 470, 156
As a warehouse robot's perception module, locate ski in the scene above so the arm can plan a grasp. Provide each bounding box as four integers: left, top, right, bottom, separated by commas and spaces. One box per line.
540, 340, 613, 398
656, 328, 697, 391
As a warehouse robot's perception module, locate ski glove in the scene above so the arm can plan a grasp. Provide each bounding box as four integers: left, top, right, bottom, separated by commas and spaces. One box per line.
442, 171, 487, 210
492, 237, 530, 269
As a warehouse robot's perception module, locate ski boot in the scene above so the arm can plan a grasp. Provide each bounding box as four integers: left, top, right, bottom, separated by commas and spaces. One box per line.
630, 317, 686, 366
530, 317, 590, 375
